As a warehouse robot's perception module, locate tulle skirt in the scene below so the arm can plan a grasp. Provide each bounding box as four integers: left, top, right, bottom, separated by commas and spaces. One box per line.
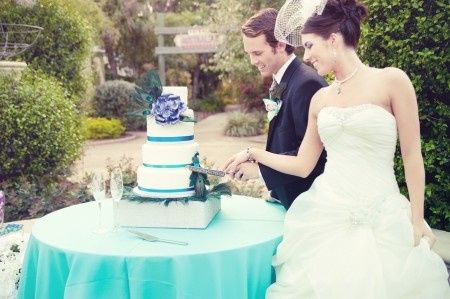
266, 177, 450, 299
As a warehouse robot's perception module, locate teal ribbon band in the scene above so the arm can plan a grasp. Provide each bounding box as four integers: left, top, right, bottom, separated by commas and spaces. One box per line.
143, 163, 191, 168
147, 136, 194, 142
138, 186, 195, 193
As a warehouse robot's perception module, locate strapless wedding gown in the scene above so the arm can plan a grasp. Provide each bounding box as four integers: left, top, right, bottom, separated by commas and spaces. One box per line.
266, 104, 450, 299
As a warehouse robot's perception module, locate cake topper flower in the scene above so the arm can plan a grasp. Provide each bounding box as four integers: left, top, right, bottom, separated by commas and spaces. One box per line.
133, 70, 195, 124
152, 93, 187, 125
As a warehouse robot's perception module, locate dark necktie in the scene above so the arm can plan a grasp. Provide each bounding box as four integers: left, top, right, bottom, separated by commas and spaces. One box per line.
269, 78, 279, 100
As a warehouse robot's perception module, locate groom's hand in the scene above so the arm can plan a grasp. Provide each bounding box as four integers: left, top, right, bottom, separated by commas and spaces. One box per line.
234, 162, 260, 181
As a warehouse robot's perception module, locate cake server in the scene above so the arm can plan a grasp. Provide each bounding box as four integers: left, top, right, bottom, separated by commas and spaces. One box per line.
128, 230, 188, 246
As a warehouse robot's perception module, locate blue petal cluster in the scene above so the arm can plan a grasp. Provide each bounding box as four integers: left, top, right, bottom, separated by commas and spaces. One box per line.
151, 93, 186, 125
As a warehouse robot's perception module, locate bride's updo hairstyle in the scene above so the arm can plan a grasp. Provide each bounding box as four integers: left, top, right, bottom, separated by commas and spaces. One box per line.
302, 0, 368, 48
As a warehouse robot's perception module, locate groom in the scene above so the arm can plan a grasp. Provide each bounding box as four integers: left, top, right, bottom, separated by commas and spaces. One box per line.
226, 8, 327, 209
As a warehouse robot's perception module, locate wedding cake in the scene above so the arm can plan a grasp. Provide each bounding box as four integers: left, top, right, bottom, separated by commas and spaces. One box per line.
118, 86, 221, 229
133, 94, 197, 198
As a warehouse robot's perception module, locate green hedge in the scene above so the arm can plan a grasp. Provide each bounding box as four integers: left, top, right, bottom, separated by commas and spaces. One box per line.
359, 0, 449, 230
92, 80, 146, 131
0, 70, 83, 181
84, 117, 125, 140
224, 111, 266, 137
0, 0, 94, 101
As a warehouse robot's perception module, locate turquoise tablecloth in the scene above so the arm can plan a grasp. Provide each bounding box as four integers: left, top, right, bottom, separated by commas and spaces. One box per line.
18, 195, 286, 299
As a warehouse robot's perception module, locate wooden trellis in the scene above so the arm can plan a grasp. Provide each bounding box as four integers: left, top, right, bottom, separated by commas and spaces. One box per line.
155, 13, 218, 85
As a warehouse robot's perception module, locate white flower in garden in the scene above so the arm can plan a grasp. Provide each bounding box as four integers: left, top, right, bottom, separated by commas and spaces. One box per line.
0, 233, 28, 299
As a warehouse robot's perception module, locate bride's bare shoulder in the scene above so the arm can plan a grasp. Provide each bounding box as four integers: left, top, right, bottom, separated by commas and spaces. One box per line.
310, 87, 332, 117
373, 67, 411, 84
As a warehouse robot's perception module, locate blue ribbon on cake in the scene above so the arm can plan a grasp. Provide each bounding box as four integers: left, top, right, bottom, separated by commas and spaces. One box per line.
138, 186, 195, 193
147, 135, 194, 142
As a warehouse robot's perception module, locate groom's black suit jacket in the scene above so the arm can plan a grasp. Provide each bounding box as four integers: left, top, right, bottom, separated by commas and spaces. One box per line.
259, 58, 327, 209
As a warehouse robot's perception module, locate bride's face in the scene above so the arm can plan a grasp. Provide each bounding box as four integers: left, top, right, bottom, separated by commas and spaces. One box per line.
301, 33, 334, 76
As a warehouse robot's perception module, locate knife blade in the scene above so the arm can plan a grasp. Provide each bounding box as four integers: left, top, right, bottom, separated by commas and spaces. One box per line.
187, 165, 226, 177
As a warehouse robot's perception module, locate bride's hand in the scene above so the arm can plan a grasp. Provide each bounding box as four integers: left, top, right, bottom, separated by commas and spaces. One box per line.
222, 150, 249, 176
413, 221, 436, 247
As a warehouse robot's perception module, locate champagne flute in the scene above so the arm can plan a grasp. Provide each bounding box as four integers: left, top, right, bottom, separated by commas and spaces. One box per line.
89, 172, 108, 234
110, 168, 123, 232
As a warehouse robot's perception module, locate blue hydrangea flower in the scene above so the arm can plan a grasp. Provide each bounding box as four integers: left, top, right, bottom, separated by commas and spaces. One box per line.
151, 93, 186, 125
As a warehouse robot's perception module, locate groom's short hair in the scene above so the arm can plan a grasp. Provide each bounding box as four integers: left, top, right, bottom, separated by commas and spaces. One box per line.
241, 8, 295, 55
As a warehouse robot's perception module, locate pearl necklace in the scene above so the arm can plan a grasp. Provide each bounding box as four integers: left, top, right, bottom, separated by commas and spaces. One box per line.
334, 67, 358, 94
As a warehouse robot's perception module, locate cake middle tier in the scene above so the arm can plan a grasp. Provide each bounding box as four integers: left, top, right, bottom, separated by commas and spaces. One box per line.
142, 142, 199, 166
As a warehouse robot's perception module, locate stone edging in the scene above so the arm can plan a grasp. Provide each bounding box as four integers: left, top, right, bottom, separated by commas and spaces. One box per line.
87, 132, 137, 146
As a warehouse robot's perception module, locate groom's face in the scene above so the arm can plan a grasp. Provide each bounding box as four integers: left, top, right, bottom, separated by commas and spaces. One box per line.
243, 34, 285, 79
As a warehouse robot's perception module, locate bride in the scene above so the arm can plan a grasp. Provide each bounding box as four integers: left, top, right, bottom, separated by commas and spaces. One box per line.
224, 0, 450, 297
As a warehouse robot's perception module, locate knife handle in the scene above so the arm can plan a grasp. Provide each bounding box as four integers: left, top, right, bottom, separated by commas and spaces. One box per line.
158, 238, 189, 246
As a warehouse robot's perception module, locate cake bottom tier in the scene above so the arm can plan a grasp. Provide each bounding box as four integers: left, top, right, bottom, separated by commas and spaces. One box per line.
117, 195, 221, 229
136, 166, 194, 198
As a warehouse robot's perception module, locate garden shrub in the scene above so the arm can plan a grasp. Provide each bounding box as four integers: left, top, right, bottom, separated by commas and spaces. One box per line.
1, 157, 136, 222
224, 111, 266, 137
166, 68, 192, 87
359, 0, 449, 230
0, 0, 94, 101
230, 180, 268, 199
0, 70, 83, 182
238, 79, 269, 111
92, 80, 146, 131
0, 175, 90, 221
84, 117, 125, 140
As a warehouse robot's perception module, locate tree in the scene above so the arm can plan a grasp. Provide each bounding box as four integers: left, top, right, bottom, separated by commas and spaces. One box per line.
163, 9, 219, 100
206, 0, 284, 80
98, 0, 157, 78
0, 0, 95, 101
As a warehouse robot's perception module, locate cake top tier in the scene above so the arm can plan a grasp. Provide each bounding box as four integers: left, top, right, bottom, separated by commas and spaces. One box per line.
162, 86, 188, 104
133, 74, 191, 125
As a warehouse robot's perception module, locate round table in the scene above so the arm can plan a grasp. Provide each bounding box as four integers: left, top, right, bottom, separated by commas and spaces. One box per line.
18, 195, 286, 299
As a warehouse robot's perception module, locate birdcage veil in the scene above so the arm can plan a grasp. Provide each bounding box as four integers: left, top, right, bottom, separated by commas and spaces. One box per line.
274, 0, 327, 47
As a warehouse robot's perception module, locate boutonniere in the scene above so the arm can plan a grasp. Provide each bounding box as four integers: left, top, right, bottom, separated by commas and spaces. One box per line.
263, 82, 286, 121
263, 98, 282, 122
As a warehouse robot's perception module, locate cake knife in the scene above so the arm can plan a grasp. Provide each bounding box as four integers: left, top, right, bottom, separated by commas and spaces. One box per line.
128, 230, 189, 246
187, 166, 226, 177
